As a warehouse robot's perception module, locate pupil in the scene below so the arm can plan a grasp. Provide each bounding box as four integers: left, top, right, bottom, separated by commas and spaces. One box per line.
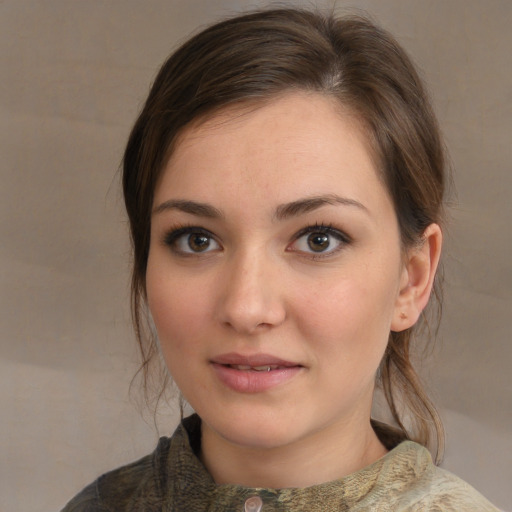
308, 233, 329, 252
189, 234, 210, 252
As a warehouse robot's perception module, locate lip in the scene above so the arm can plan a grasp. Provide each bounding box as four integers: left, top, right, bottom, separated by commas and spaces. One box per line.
210, 352, 303, 393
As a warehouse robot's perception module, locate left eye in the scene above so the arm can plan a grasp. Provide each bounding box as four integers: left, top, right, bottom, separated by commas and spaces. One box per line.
289, 227, 349, 255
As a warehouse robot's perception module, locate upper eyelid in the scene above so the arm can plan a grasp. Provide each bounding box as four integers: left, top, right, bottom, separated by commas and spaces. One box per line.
293, 224, 351, 242
163, 225, 214, 238
162, 225, 219, 245
163, 226, 222, 256
288, 225, 352, 258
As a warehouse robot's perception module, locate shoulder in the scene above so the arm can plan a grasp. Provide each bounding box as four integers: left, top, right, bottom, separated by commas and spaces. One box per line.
60, 437, 172, 512
59, 479, 107, 512
408, 464, 500, 511
387, 442, 500, 511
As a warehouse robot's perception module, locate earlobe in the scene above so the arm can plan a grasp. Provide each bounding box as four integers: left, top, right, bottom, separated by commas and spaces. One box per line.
391, 223, 442, 332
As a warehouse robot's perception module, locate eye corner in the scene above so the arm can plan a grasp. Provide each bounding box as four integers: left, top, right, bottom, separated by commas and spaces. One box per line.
161, 225, 222, 256
288, 223, 351, 259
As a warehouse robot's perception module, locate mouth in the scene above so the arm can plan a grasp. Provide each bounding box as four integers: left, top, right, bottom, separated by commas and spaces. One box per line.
223, 364, 286, 372
211, 353, 301, 370
210, 353, 303, 393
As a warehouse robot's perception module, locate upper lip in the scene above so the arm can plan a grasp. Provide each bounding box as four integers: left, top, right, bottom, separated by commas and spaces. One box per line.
210, 352, 301, 367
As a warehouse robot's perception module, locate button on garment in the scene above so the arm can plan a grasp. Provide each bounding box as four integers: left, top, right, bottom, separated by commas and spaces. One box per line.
244, 495, 263, 512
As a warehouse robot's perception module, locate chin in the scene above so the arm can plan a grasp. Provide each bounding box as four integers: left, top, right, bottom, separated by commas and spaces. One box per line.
203, 407, 309, 451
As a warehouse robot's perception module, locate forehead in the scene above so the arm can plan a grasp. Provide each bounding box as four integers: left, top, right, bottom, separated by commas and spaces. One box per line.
156, 92, 388, 213
171, 92, 372, 157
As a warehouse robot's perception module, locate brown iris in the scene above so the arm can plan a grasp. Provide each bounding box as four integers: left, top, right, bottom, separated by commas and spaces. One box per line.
307, 233, 330, 252
188, 233, 211, 252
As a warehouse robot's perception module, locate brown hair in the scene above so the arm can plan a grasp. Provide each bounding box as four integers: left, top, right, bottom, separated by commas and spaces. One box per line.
123, 8, 446, 461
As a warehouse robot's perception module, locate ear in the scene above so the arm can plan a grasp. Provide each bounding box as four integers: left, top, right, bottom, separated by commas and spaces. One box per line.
391, 223, 442, 332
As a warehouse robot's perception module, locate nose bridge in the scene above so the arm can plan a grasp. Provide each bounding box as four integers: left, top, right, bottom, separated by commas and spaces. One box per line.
217, 244, 285, 333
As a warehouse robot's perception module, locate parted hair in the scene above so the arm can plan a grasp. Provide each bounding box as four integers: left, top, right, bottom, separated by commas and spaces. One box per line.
123, 7, 446, 462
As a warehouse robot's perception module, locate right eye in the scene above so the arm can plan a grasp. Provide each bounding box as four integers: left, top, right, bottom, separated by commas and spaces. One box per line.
164, 227, 221, 255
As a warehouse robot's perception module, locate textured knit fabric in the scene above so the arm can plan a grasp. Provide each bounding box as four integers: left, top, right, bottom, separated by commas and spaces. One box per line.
61, 414, 499, 512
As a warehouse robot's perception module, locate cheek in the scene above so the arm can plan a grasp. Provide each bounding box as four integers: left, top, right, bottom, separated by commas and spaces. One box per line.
147, 279, 210, 399
146, 266, 211, 358
146, 268, 219, 405
293, 272, 396, 365
299, 273, 395, 328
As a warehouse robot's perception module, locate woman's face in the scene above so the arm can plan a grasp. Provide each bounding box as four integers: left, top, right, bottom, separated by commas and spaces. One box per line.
147, 92, 408, 450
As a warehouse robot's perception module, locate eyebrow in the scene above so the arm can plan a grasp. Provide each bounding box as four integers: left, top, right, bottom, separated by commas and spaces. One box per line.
274, 194, 368, 220
153, 194, 367, 220
153, 199, 223, 218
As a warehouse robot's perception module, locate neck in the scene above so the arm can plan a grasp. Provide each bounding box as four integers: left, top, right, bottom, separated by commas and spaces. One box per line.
199, 414, 388, 489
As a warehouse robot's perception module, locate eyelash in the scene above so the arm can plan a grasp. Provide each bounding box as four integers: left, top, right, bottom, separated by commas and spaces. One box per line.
162, 224, 219, 256
161, 223, 352, 259
289, 223, 352, 259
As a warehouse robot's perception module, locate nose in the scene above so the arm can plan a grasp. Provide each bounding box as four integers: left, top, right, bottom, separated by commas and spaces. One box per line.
215, 249, 286, 334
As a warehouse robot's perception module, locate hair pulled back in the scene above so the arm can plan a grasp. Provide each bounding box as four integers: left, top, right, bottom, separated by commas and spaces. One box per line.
123, 8, 446, 461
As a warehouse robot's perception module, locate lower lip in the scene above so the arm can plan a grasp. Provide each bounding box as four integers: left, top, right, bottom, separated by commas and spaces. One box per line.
211, 363, 302, 393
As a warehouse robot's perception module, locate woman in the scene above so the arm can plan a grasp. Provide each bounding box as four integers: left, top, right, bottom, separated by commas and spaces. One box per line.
62, 7, 498, 511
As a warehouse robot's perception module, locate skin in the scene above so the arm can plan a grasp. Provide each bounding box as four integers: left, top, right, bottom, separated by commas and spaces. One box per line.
146, 92, 441, 488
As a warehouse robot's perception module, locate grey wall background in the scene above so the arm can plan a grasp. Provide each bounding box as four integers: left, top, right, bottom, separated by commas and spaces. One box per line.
1, 1, 511, 510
